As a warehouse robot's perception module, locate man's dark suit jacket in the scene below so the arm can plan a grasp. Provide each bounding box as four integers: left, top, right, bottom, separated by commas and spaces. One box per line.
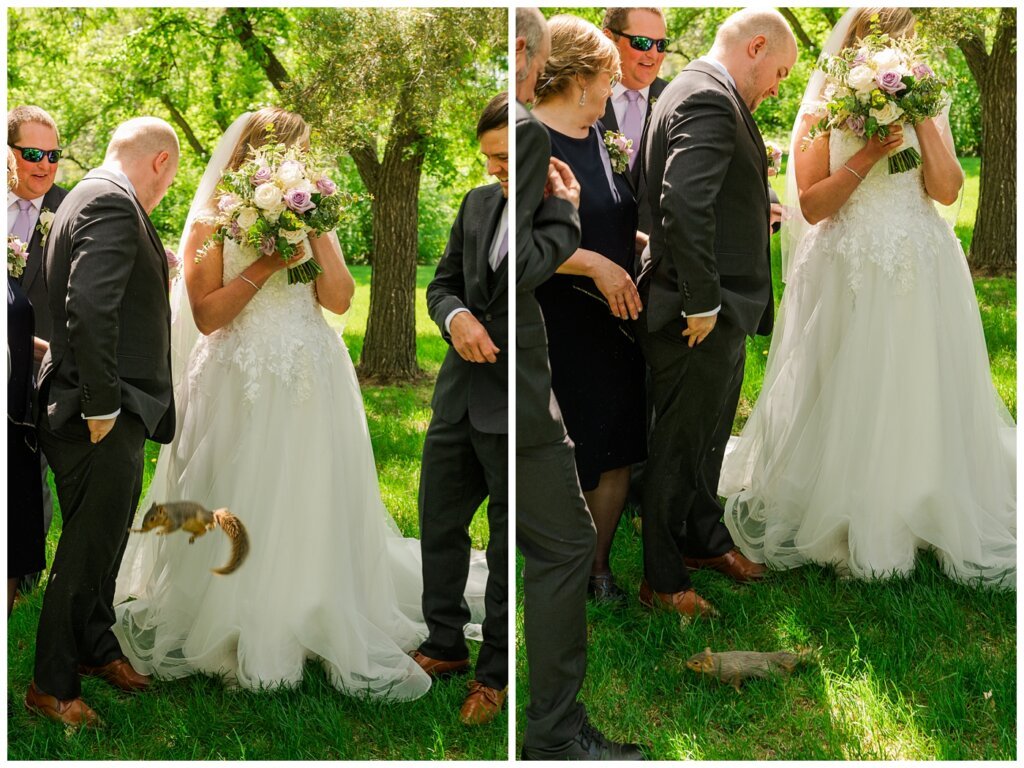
515, 101, 581, 449
639, 61, 773, 338
601, 76, 668, 235
18, 184, 68, 344
39, 168, 174, 443
427, 181, 508, 435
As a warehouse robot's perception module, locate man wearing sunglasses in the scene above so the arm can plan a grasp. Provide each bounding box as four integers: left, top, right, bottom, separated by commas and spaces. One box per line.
7, 105, 69, 593
602, 6, 669, 235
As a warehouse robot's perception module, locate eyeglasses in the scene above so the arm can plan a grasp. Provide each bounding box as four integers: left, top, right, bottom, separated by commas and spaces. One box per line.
610, 30, 669, 53
9, 144, 62, 163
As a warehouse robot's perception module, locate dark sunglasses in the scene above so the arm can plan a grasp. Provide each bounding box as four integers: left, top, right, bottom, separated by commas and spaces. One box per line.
611, 29, 668, 53
9, 144, 62, 163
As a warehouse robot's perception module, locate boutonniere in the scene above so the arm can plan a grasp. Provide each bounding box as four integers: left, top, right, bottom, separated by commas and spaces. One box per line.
8, 235, 28, 278
644, 97, 658, 125
603, 130, 633, 175
37, 208, 55, 246
765, 142, 783, 176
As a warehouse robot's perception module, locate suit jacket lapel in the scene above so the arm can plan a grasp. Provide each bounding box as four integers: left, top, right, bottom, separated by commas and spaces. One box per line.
477, 186, 504, 305
20, 186, 61, 293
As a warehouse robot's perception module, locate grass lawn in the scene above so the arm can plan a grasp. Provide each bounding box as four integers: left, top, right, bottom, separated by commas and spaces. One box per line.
515, 157, 1016, 759
8, 265, 504, 760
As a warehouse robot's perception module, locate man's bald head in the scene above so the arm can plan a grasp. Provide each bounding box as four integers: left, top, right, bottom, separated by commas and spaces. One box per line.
709, 8, 798, 113
104, 117, 180, 165
712, 8, 797, 57
103, 117, 180, 214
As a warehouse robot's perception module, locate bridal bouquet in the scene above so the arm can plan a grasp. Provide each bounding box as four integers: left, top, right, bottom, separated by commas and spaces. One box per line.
199, 133, 362, 284
7, 235, 28, 278
808, 17, 950, 173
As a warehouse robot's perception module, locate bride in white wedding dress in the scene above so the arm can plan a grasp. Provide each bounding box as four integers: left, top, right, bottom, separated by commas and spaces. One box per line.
114, 108, 484, 698
719, 8, 1016, 588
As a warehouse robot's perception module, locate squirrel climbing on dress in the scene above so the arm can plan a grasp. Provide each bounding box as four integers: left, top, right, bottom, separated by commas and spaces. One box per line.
133, 502, 250, 575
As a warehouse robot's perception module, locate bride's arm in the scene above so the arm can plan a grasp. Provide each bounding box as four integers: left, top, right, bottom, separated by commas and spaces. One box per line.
309, 232, 355, 315
795, 113, 905, 225
184, 221, 302, 335
916, 116, 963, 205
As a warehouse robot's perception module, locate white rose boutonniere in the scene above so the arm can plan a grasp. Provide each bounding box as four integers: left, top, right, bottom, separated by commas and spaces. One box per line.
603, 130, 633, 175
37, 208, 55, 247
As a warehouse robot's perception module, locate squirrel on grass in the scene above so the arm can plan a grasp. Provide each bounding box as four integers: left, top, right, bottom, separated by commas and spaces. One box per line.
133, 502, 250, 575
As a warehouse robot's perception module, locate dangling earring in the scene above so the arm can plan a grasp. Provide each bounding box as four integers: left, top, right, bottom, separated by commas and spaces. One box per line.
578, 87, 587, 107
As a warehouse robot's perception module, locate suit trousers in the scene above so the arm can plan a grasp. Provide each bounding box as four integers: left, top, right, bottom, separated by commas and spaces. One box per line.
516, 433, 595, 750
34, 407, 147, 700
418, 412, 508, 690
636, 313, 746, 594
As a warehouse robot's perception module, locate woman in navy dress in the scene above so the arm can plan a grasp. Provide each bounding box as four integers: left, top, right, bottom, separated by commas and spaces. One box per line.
531, 15, 646, 602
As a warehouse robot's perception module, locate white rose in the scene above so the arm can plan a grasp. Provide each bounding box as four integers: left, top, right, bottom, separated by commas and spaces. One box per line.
870, 100, 905, 126
253, 183, 285, 213
281, 228, 307, 245
275, 160, 305, 188
38, 210, 55, 228
236, 206, 259, 231
871, 48, 901, 71
847, 64, 876, 93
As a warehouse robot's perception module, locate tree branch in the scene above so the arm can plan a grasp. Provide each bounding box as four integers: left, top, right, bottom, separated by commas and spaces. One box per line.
780, 8, 820, 59
225, 7, 290, 92
160, 95, 207, 160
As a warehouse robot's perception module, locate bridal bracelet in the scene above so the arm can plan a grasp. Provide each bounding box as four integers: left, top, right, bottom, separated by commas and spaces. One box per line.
843, 163, 865, 182
239, 274, 260, 292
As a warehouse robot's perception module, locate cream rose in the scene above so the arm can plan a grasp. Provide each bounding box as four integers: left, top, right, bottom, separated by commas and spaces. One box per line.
847, 64, 876, 94
870, 100, 905, 126
871, 48, 901, 71
275, 160, 305, 188
281, 228, 307, 245
253, 183, 285, 213
236, 206, 259, 231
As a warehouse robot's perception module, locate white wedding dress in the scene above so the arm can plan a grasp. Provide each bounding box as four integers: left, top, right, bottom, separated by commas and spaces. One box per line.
720, 126, 1016, 588
114, 237, 485, 698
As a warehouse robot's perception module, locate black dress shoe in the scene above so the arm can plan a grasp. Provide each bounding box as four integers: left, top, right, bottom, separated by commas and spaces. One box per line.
521, 717, 646, 760
587, 573, 627, 604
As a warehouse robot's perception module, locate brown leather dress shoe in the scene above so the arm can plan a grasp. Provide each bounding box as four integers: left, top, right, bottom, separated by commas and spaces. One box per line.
25, 681, 101, 727
459, 679, 507, 725
410, 650, 470, 679
638, 579, 718, 618
684, 549, 766, 584
78, 657, 151, 693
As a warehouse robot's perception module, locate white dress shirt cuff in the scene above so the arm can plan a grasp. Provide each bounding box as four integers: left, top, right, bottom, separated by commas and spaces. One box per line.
82, 409, 121, 420
682, 306, 721, 318
444, 307, 471, 334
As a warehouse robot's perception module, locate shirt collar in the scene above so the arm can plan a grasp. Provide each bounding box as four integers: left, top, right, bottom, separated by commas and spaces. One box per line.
700, 55, 738, 91
104, 168, 138, 198
7, 190, 45, 210
612, 81, 652, 103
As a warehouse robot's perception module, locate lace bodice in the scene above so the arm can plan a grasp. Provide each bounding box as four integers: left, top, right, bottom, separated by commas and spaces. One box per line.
798, 126, 956, 295
185, 238, 345, 403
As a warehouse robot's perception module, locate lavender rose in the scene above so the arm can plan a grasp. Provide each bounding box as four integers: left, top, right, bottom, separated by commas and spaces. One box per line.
845, 115, 867, 137
218, 194, 241, 214
285, 188, 316, 214
315, 176, 337, 196
251, 165, 273, 185
876, 70, 907, 95
260, 235, 276, 256
912, 62, 934, 79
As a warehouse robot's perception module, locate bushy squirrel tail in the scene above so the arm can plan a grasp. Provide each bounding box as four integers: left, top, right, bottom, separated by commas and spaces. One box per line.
210, 508, 250, 575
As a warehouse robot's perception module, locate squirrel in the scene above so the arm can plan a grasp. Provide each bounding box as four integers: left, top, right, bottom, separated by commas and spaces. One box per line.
133, 502, 250, 575
685, 648, 811, 692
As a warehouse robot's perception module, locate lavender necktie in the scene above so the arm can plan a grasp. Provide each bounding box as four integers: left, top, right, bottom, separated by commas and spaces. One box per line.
12, 198, 34, 244
621, 90, 644, 171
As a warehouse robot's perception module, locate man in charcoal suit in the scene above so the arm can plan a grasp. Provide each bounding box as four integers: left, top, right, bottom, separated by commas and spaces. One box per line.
413, 92, 509, 726
515, 8, 643, 761
601, 6, 669, 239
7, 105, 69, 590
26, 117, 179, 726
635, 9, 797, 617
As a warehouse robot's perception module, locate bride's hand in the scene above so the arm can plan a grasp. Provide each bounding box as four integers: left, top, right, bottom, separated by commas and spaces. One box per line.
258, 242, 306, 272
860, 125, 904, 165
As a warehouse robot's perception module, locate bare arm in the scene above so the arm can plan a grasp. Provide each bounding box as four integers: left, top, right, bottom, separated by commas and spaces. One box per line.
795, 113, 905, 225
916, 116, 963, 205
184, 221, 305, 335
555, 248, 642, 321
310, 231, 355, 315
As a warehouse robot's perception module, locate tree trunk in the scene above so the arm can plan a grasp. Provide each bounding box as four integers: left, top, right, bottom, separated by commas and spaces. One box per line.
959, 8, 1016, 275
356, 133, 425, 382
225, 7, 290, 91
